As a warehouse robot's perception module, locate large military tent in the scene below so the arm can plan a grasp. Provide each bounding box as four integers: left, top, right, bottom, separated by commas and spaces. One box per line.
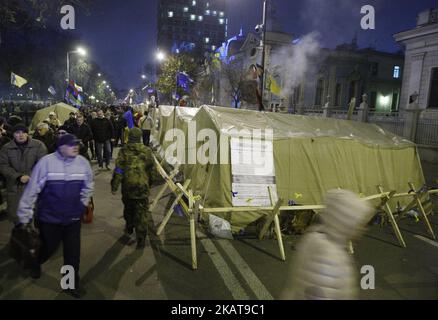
29, 102, 77, 132
154, 105, 425, 232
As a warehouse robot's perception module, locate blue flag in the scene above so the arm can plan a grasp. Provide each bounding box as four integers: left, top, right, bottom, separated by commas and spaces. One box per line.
177, 72, 194, 92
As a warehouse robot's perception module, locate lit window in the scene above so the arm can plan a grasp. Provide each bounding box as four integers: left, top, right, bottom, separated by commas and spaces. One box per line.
219, 12, 224, 17
212, 45, 216, 50
205, 10, 210, 15
183, 7, 188, 12
190, 14, 196, 20
219, 18, 224, 24
205, 37, 210, 44
393, 66, 400, 79
206, 2, 209, 8
198, 15, 203, 21
192, 0, 196, 6
168, 11, 174, 18
213, 11, 217, 16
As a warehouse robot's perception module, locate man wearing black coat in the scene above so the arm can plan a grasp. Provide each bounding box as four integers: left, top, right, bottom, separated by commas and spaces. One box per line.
69, 113, 93, 160
90, 109, 114, 170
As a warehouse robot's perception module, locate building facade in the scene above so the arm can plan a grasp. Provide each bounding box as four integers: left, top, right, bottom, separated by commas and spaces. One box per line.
215, 30, 404, 113
297, 46, 404, 113
394, 8, 438, 116
157, 0, 227, 56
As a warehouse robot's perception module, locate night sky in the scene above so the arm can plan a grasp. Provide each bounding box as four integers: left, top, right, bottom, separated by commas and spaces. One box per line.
58, 0, 437, 91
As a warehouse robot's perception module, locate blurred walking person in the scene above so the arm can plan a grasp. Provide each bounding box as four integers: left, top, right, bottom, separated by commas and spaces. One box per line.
279, 189, 374, 300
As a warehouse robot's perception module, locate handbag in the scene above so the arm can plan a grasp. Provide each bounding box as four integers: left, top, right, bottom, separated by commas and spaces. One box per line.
9, 224, 41, 269
82, 197, 94, 224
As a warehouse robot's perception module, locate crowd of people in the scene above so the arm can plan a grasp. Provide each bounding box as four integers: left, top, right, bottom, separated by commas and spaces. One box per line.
0, 100, 375, 301
0, 102, 156, 298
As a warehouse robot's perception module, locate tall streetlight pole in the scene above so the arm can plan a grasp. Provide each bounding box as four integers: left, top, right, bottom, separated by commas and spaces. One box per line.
66, 47, 87, 82
259, 0, 268, 111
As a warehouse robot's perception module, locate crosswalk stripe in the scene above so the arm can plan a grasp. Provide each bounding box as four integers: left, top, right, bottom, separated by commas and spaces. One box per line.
216, 240, 274, 300
414, 235, 438, 248
200, 238, 250, 300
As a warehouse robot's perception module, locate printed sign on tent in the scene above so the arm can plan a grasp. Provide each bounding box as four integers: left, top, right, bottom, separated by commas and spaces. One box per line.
230, 135, 278, 207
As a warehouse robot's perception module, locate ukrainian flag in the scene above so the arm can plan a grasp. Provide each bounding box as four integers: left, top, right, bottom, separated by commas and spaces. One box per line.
11, 72, 28, 88
268, 75, 282, 97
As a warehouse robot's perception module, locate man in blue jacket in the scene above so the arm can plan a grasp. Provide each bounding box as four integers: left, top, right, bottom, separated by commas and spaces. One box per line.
17, 134, 94, 298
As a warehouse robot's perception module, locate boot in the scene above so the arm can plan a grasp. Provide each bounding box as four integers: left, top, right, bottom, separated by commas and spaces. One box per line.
136, 237, 146, 249
64, 274, 87, 299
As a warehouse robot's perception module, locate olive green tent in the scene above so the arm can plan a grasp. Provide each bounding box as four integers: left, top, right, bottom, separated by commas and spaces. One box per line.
153, 105, 200, 160
29, 102, 78, 132
155, 105, 425, 232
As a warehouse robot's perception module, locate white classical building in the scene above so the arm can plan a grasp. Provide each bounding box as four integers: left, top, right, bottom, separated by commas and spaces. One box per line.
395, 8, 438, 116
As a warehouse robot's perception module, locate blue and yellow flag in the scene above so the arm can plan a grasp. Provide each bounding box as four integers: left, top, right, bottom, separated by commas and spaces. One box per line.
11, 72, 28, 88
268, 75, 282, 97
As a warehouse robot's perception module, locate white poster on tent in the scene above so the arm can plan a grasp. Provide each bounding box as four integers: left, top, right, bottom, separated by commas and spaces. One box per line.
230, 137, 278, 207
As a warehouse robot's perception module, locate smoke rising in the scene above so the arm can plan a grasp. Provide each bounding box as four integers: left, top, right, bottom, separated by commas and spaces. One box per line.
269, 32, 322, 97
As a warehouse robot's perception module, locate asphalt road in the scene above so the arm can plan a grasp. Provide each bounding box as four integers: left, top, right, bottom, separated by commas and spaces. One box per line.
0, 158, 437, 300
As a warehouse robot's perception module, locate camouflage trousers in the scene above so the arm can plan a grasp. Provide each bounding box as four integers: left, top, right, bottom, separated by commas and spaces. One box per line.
122, 198, 149, 239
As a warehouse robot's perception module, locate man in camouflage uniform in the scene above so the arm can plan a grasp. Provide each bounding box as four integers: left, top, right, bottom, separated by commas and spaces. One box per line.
111, 127, 154, 248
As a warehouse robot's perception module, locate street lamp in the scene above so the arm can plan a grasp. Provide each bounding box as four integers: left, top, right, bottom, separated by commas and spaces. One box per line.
141, 74, 147, 79
156, 51, 166, 62
67, 47, 87, 81
102, 80, 107, 85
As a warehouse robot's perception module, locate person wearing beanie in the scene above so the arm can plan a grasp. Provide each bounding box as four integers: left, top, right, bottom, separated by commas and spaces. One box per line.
279, 189, 374, 300
17, 133, 94, 298
111, 127, 154, 248
0, 124, 47, 223
45, 112, 61, 131
33, 122, 57, 153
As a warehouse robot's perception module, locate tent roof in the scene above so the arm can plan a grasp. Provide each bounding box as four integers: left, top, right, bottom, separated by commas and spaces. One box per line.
196, 105, 413, 149
29, 102, 78, 131
159, 105, 200, 121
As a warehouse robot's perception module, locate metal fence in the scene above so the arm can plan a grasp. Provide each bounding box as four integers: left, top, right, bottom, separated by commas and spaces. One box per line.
416, 118, 438, 147
368, 112, 406, 137
292, 107, 438, 148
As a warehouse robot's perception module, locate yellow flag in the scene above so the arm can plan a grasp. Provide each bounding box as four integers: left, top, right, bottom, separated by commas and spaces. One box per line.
269, 75, 282, 96
11, 72, 28, 88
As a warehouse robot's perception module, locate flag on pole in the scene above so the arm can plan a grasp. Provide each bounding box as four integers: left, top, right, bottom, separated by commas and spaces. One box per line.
268, 75, 282, 96
11, 72, 28, 88
48, 86, 57, 96
65, 80, 83, 108
177, 72, 194, 92
74, 83, 83, 93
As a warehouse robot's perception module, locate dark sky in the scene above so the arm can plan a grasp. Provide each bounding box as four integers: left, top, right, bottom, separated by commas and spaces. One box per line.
63, 0, 437, 91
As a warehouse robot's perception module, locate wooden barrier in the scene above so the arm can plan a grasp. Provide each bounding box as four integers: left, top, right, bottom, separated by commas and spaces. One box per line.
150, 154, 438, 268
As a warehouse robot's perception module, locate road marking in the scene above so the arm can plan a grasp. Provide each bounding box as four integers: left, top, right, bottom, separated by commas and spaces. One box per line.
200, 238, 250, 300
414, 235, 438, 248
216, 240, 274, 300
